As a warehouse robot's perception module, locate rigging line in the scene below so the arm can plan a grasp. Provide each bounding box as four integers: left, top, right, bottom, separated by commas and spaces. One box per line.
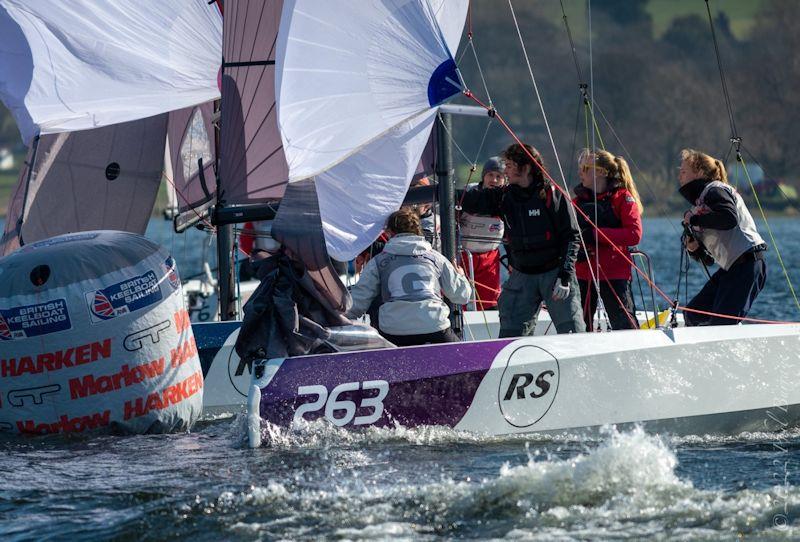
590, 98, 681, 235
507, 0, 603, 299
738, 153, 800, 313
468, 38, 493, 106
583, 100, 591, 150
463, 91, 797, 325
559, 0, 585, 85
474, 117, 494, 167
588, 101, 606, 150
586, 0, 605, 319
568, 97, 582, 188
437, 115, 474, 167
600, 274, 640, 330
162, 170, 216, 232
704, 0, 738, 142
560, 0, 605, 151
741, 144, 800, 212
456, 37, 471, 64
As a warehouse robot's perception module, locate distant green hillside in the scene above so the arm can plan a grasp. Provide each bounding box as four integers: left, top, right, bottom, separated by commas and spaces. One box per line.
647, 0, 763, 37
534, 0, 762, 40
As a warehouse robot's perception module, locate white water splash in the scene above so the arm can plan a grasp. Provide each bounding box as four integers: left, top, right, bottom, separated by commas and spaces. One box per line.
207, 426, 800, 539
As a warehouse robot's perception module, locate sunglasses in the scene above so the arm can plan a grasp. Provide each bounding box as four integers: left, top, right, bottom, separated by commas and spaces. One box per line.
580, 164, 607, 174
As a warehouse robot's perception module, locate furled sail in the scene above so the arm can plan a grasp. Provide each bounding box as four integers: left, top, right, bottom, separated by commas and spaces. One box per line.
0, 115, 168, 256
275, 0, 467, 261
167, 102, 216, 215
219, 0, 288, 204
0, 0, 222, 143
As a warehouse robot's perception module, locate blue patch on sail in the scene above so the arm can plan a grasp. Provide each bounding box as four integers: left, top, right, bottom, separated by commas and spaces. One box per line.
427, 59, 461, 107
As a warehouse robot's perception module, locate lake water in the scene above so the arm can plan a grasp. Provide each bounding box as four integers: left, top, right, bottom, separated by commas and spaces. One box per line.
2, 217, 800, 540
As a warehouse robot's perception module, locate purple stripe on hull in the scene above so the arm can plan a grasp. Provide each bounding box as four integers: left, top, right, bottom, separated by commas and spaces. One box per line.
260, 340, 512, 428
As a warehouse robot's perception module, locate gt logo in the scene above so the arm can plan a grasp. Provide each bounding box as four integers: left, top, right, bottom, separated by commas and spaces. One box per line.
503, 371, 554, 400
293, 380, 389, 427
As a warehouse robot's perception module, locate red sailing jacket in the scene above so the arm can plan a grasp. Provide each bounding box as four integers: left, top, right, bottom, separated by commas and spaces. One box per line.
573, 188, 642, 281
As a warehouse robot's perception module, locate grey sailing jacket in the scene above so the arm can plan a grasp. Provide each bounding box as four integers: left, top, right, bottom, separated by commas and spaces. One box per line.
346, 234, 472, 335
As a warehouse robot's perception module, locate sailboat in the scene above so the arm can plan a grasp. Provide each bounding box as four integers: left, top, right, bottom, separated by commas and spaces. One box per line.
240, 0, 800, 446
1, 1, 798, 439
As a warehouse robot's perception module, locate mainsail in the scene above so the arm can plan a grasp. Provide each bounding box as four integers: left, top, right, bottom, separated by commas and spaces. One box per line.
275, 0, 468, 261
0, 115, 169, 256
0, 0, 222, 143
218, 0, 288, 205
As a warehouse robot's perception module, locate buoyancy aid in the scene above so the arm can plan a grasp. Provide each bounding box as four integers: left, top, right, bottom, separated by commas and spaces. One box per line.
572, 184, 642, 280
500, 183, 560, 272
574, 184, 621, 229
459, 213, 504, 253
693, 181, 766, 270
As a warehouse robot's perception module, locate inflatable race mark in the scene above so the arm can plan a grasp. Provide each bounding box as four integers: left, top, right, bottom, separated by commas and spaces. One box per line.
0, 231, 202, 436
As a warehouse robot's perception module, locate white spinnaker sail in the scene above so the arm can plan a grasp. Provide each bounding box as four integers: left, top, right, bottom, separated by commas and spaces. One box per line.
276, 0, 467, 261
0, 0, 222, 143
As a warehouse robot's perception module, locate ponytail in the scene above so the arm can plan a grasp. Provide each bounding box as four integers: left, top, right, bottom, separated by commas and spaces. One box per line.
615, 155, 643, 214
714, 159, 729, 184
681, 148, 729, 185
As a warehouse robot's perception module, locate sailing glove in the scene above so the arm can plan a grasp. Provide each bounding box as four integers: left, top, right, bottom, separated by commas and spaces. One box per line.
551, 280, 570, 301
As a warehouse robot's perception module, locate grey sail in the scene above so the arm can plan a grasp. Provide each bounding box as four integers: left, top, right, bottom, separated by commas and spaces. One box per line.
0, 114, 168, 256
219, 0, 288, 205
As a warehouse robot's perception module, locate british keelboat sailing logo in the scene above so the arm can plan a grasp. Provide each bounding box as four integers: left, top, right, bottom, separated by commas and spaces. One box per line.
85, 271, 163, 323
0, 299, 72, 340
0, 314, 13, 340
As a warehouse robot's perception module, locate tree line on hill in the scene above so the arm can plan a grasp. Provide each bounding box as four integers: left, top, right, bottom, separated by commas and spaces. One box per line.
452, 0, 800, 214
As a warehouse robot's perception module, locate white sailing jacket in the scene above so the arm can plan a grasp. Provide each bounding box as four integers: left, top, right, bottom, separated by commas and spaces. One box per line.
346, 234, 472, 336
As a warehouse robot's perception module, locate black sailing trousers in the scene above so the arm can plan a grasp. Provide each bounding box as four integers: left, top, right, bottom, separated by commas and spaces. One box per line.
578, 278, 639, 331
684, 254, 767, 326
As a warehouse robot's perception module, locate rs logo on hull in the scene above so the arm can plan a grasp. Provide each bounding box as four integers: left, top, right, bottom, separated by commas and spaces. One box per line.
497, 345, 560, 428
502, 370, 555, 400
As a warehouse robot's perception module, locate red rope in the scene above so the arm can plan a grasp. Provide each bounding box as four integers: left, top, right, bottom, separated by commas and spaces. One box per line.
463, 90, 796, 326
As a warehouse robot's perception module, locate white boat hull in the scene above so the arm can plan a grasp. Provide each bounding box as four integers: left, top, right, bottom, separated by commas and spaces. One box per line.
246, 324, 800, 446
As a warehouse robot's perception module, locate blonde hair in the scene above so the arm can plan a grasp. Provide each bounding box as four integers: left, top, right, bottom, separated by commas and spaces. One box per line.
680, 148, 728, 184
579, 149, 643, 214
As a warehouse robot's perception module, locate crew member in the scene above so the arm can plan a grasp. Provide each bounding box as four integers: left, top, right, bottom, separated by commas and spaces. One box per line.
678, 148, 767, 325
461, 143, 585, 336
459, 156, 506, 310
346, 209, 472, 346
573, 149, 643, 330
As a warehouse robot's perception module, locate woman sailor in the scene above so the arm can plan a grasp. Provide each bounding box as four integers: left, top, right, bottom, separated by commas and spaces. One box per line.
459, 156, 506, 310
346, 209, 472, 346
573, 149, 643, 330
678, 148, 767, 325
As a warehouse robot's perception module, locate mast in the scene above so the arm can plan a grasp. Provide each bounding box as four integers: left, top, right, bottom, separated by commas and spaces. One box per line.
435, 111, 463, 336
17, 134, 40, 244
